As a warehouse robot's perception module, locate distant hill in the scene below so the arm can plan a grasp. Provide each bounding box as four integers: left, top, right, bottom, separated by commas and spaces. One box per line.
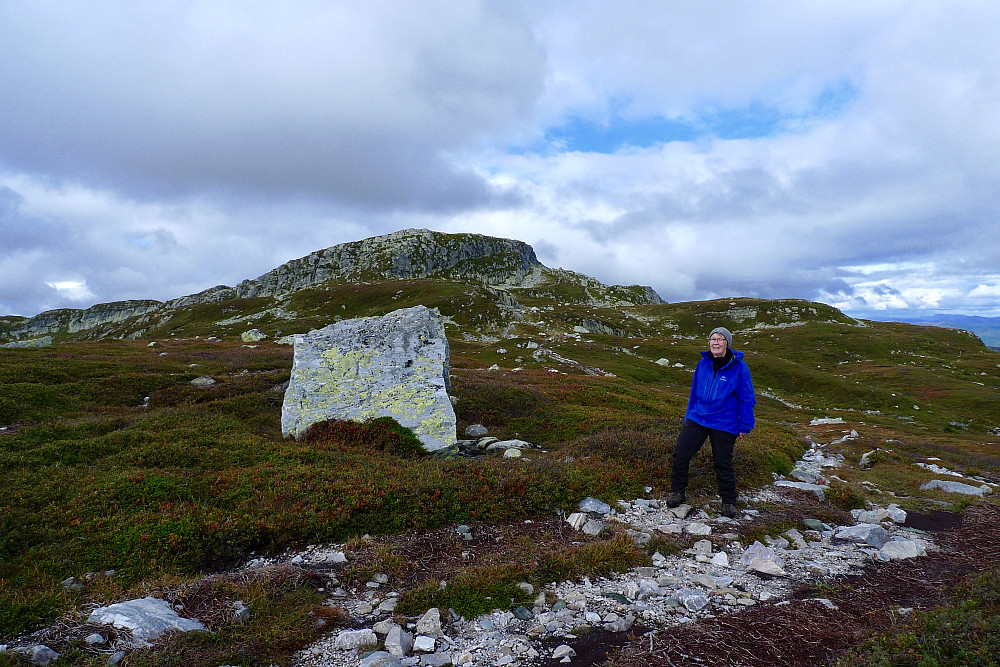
863, 314, 1000, 348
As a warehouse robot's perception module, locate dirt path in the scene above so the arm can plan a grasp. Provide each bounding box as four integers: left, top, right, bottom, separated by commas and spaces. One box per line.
585, 502, 999, 667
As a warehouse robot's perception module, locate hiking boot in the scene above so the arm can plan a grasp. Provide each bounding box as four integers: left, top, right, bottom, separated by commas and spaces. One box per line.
721, 503, 738, 519
666, 492, 686, 508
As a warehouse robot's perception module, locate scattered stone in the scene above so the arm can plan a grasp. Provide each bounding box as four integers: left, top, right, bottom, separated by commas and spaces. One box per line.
334, 629, 377, 650
241, 329, 267, 342
879, 540, 926, 561
809, 417, 844, 425
920, 480, 985, 496
465, 424, 489, 437
30, 645, 59, 665
421, 652, 454, 666
579, 497, 612, 514
674, 589, 710, 611
684, 522, 712, 536
668, 504, 692, 519
552, 644, 576, 659
486, 438, 535, 452
513, 606, 533, 620
190, 375, 217, 386
773, 480, 827, 501
582, 519, 604, 536
62, 576, 85, 592
416, 607, 443, 637
802, 518, 827, 531
385, 625, 413, 656
360, 652, 402, 667
232, 600, 251, 621
656, 522, 683, 534
783, 528, 808, 549
835, 524, 890, 549
413, 635, 437, 652
655, 358, 670, 366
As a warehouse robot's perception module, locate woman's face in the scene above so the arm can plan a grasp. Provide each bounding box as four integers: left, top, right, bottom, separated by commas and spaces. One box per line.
708, 334, 728, 358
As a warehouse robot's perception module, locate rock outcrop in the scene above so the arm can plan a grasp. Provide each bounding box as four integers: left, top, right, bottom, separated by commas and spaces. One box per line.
281, 306, 455, 451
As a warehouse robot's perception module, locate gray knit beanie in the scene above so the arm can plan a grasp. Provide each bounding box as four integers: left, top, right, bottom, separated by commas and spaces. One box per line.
709, 327, 732, 348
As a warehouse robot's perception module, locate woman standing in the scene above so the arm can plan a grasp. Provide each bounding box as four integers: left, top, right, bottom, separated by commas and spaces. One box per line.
667, 327, 755, 518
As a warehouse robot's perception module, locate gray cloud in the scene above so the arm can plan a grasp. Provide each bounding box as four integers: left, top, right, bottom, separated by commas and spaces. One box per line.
3, 1, 1000, 320
0, 2, 545, 209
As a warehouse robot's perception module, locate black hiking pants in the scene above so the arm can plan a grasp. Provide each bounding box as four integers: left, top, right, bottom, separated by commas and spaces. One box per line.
670, 419, 738, 503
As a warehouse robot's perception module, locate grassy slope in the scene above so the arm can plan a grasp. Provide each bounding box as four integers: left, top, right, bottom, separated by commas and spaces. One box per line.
1, 282, 998, 664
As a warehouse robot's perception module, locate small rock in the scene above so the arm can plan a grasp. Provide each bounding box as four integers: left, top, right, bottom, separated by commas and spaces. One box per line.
413, 635, 437, 652
416, 607, 442, 637
552, 644, 576, 659
879, 540, 926, 560
30, 645, 60, 665
835, 524, 890, 549
360, 651, 402, 667
579, 497, 612, 514
582, 519, 604, 536
920, 479, 984, 496
513, 606, 533, 620
385, 625, 414, 657
334, 629, 377, 650
674, 589, 710, 611
465, 424, 489, 437
684, 522, 712, 536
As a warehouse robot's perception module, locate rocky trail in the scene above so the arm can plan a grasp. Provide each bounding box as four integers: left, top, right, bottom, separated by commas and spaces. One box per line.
282, 421, 996, 667
606, 502, 999, 667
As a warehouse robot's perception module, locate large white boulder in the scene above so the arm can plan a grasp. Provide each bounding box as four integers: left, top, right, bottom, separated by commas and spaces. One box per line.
87, 597, 206, 647
281, 306, 456, 451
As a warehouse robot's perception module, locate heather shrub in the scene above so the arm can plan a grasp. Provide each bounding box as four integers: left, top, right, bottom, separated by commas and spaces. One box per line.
300, 416, 427, 458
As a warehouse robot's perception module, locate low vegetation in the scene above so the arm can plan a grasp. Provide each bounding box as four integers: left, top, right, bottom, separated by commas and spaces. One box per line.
1, 285, 999, 665
837, 569, 1000, 666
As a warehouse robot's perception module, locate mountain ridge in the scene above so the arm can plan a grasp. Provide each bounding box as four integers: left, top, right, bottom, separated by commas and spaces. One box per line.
0, 229, 663, 343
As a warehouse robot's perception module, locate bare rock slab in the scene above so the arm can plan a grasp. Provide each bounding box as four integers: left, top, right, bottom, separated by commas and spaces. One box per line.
87, 597, 206, 647
281, 305, 456, 451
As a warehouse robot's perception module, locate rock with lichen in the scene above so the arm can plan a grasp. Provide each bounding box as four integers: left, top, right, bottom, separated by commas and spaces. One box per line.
280, 305, 455, 451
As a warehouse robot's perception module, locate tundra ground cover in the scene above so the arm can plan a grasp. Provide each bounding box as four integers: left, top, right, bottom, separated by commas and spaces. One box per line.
1, 296, 999, 665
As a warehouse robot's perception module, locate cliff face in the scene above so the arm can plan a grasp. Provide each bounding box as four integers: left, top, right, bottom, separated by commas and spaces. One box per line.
0, 301, 164, 342
0, 229, 663, 342
233, 229, 546, 299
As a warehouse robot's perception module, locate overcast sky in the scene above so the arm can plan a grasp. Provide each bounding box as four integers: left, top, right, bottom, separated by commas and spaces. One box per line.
3, 1, 1000, 322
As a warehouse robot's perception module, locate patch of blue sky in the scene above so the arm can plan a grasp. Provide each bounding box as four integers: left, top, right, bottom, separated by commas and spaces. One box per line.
127, 236, 155, 250
534, 80, 858, 154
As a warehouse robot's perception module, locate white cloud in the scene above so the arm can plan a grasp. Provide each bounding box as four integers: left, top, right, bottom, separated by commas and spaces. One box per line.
970, 283, 1000, 298
45, 281, 96, 302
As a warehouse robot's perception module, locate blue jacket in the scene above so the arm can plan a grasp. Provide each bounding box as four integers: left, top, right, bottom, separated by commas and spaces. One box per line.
685, 349, 756, 435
